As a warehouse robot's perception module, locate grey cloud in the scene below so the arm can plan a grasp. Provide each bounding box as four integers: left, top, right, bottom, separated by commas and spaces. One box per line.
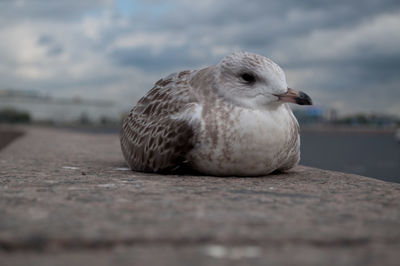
37, 35, 64, 56
110, 46, 212, 73
108, 1, 400, 77
37, 35, 54, 45
155, 0, 400, 30
0, 0, 113, 22
0, 0, 399, 115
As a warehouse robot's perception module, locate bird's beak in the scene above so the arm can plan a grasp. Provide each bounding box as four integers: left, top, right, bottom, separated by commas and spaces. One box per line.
274, 88, 313, 105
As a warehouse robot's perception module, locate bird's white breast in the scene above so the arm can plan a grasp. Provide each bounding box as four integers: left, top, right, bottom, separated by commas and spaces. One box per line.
188, 103, 300, 176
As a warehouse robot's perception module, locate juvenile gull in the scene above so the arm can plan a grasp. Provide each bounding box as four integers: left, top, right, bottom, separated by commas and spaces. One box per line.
120, 51, 312, 176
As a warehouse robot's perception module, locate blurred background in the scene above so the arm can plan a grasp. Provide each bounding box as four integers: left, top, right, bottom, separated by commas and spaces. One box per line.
0, 0, 399, 182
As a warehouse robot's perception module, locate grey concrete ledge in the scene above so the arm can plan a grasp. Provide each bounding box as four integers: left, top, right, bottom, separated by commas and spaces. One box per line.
0, 126, 399, 266
0, 126, 24, 151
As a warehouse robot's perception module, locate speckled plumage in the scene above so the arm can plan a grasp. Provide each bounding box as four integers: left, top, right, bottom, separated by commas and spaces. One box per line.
120, 70, 198, 172
121, 51, 311, 176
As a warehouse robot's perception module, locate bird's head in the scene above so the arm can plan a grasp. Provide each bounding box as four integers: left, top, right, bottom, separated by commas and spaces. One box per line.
214, 51, 312, 109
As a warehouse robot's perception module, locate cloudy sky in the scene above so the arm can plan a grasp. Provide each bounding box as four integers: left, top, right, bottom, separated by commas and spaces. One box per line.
0, 0, 399, 116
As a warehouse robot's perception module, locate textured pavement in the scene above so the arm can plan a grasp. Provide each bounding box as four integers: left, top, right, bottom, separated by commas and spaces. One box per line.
0, 126, 399, 266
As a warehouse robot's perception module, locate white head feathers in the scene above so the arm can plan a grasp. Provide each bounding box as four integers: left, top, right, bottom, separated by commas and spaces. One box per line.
214, 51, 288, 109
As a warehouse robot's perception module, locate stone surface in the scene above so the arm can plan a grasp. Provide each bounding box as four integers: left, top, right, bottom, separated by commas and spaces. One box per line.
0, 126, 24, 151
0, 126, 399, 266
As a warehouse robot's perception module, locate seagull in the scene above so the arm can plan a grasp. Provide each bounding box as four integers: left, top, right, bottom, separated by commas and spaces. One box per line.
120, 51, 312, 176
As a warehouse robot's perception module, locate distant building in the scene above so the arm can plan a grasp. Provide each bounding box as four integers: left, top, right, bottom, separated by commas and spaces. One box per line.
0, 89, 121, 123
292, 106, 325, 124
325, 108, 338, 122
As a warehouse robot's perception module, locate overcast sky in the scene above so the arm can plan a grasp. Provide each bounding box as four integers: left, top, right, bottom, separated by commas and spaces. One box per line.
0, 0, 399, 116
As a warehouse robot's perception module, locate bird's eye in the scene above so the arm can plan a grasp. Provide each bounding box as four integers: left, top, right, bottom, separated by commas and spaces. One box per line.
240, 73, 256, 83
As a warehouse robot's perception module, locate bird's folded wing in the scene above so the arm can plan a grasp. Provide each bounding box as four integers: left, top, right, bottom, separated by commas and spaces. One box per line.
120, 71, 199, 172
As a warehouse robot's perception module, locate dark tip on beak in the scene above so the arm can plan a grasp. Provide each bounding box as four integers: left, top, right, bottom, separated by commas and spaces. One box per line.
295, 91, 313, 105
274, 88, 313, 106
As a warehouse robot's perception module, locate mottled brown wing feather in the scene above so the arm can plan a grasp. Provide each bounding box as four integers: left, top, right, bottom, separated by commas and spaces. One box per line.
120, 70, 198, 172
